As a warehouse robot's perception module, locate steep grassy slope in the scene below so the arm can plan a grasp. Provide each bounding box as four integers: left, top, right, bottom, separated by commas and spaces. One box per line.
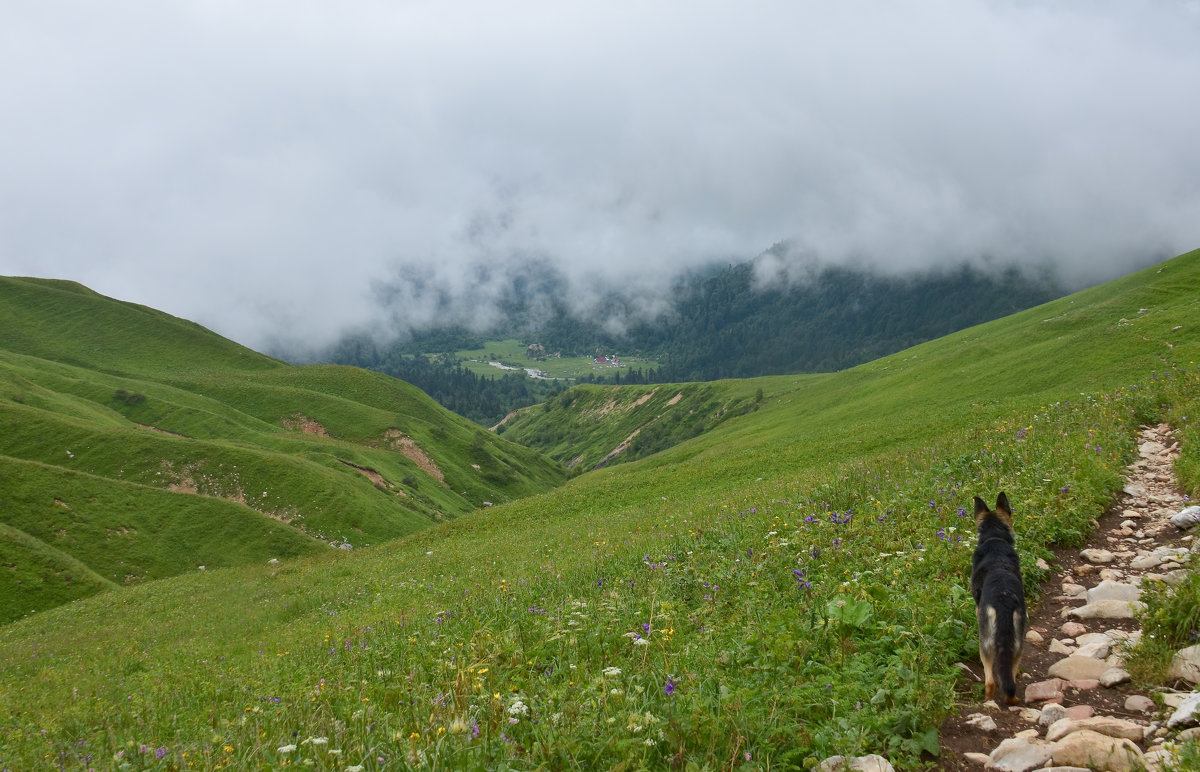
501, 381, 764, 470
0, 278, 566, 624
1, 252, 1199, 770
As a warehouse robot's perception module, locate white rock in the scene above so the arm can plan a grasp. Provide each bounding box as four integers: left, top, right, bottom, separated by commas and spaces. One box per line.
1062, 582, 1087, 597
1017, 707, 1041, 723
963, 751, 990, 766
1163, 569, 1192, 586
1075, 640, 1112, 659
1171, 505, 1200, 530
966, 713, 998, 732
1166, 691, 1200, 728
1076, 632, 1112, 646
1130, 553, 1164, 570
1143, 747, 1175, 772
1045, 715, 1146, 742
1080, 548, 1116, 564
1048, 655, 1111, 681
1049, 639, 1076, 655
1162, 692, 1189, 709
1166, 645, 1200, 684
815, 754, 895, 772
1086, 580, 1142, 604
1049, 729, 1144, 772
1039, 703, 1068, 726
1124, 695, 1156, 713
1100, 668, 1132, 687
986, 736, 1053, 772
1065, 599, 1144, 620
1024, 629, 1044, 644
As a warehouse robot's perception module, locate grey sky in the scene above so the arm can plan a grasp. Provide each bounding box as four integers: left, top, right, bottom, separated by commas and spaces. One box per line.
3, 1, 1199, 351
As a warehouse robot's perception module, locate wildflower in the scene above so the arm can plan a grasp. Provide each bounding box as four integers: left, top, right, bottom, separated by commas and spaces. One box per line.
507, 699, 529, 717
602, 666, 622, 677
156, 747, 168, 760
278, 745, 297, 754
633, 637, 649, 646
793, 569, 811, 590
664, 676, 677, 697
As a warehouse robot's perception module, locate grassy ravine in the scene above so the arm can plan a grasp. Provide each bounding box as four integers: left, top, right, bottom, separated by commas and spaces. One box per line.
2, 251, 1200, 771
500, 382, 764, 470
0, 277, 566, 623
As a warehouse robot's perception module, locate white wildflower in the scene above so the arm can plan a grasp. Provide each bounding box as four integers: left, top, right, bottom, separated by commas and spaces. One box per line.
602, 666, 622, 677
278, 744, 297, 753
507, 699, 529, 717
633, 637, 649, 646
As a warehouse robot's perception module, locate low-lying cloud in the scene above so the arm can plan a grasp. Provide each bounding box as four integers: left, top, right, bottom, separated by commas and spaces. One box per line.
2, 1, 1199, 351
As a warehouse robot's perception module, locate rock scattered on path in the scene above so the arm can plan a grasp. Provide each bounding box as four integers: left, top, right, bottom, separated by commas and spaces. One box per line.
938, 423, 1200, 771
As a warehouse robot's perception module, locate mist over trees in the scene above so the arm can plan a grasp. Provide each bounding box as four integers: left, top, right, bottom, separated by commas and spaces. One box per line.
315, 260, 1065, 425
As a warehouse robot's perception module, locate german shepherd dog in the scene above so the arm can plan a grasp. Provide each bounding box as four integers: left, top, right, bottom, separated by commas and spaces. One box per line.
970, 492, 1026, 704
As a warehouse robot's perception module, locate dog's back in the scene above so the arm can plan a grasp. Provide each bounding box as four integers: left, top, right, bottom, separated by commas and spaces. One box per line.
970, 492, 1026, 704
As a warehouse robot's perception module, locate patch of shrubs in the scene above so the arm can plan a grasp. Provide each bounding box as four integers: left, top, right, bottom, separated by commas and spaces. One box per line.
113, 389, 147, 406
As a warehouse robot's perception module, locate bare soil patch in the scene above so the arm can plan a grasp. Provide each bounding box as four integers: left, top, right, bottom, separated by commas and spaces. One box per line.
281, 413, 327, 436
384, 429, 447, 486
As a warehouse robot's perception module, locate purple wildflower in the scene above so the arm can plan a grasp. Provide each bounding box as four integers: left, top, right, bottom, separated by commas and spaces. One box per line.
155, 747, 167, 760
664, 676, 677, 697
793, 569, 811, 590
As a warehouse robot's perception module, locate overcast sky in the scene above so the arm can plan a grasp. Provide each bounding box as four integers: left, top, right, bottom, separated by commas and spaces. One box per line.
3, 1, 1199, 351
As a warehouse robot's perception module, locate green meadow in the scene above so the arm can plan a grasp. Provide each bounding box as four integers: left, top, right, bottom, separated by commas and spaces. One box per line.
452, 338, 662, 381
2, 252, 1200, 770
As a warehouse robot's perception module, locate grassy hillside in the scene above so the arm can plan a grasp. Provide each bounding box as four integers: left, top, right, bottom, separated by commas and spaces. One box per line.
500, 381, 764, 470
0, 277, 567, 624
2, 252, 1199, 770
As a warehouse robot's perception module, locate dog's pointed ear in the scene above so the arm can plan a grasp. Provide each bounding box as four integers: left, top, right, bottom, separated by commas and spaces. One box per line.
974, 496, 989, 516
996, 492, 1011, 515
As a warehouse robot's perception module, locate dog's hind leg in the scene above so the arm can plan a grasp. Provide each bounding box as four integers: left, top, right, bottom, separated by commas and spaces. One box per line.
978, 606, 997, 702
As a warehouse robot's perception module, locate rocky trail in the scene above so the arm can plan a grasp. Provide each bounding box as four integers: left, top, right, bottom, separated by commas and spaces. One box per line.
936, 423, 1200, 772
820, 424, 1200, 772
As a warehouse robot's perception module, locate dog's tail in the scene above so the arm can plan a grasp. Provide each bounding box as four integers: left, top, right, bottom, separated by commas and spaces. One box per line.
994, 606, 1026, 705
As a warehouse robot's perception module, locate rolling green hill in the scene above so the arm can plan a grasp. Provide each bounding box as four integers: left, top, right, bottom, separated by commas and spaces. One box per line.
0, 277, 567, 623
1, 252, 1199, 770
499, 381, 765, 470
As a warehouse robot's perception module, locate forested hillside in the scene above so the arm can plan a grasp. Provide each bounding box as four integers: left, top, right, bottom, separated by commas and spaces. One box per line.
318, 259, 1066, 424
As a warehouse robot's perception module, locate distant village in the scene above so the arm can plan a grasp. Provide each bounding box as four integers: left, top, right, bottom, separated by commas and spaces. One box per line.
591, 354, 624, 367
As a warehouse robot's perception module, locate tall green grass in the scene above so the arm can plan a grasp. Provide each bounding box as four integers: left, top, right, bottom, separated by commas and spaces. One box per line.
1, 250, 1199, 770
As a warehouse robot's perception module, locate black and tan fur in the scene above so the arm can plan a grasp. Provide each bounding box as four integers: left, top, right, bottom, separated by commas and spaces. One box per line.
970, 492, 1026, 704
